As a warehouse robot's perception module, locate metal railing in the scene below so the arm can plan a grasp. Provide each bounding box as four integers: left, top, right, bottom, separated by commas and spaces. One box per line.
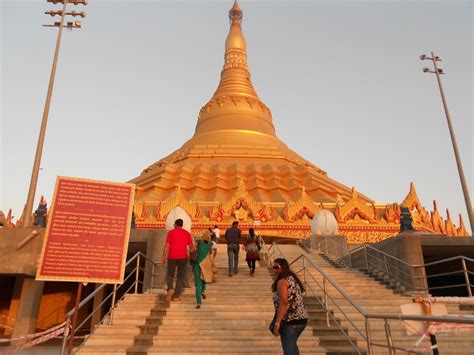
304, 235, 352, 267
265, 242, 474, 355
60, 252, 161, 355
311, 235, 473, 297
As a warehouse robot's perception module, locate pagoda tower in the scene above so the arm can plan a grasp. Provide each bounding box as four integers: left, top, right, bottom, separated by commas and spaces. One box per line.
129, 2, 468, 241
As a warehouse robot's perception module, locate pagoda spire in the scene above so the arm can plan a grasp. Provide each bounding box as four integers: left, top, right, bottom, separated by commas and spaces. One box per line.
213, 0, 258, 99
194, 1, 276, 137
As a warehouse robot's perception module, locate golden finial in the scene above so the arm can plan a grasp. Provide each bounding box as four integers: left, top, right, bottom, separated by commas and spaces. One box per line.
229, 0, 243, 25
446, 208, 451, 220
225, 0, 246, 51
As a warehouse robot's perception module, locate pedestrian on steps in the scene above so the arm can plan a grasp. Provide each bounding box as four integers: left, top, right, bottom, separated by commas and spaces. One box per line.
271, 258, 309, 355
193, 229, 213, 309
243, 228, 260, 276
161, 219, 194, 302
224, 221, 241, 276
209, 228, 219, 283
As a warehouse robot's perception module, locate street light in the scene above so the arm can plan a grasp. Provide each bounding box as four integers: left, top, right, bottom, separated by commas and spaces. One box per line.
23, 0, 87, 227
420, 51, 473, 235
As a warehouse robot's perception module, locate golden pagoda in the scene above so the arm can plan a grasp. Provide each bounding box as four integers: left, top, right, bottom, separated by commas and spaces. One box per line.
129, 1, 468, 242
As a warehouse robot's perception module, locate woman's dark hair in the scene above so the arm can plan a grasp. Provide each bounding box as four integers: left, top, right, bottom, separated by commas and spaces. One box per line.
249, 228, 255, 237
271, 258, 305, 293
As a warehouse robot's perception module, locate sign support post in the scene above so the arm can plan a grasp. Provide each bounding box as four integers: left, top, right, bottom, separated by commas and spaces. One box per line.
67, 282, 83, 354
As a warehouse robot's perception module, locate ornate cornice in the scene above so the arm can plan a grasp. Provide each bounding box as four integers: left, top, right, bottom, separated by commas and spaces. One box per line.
160, 185, 200, 221
210, 179, 272, 222
335, 187, 377, 223
445, 209, 457, 236
223, 48, 249, 72
283, 187, 321, 222
402, 182, 431, 223
198, 95, 272, 122
430, 200, 446, 234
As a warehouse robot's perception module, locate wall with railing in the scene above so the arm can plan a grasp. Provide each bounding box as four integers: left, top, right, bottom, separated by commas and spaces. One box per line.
306, 234, 473, 296
262, 241, 474, 354
59, 251, 160, 355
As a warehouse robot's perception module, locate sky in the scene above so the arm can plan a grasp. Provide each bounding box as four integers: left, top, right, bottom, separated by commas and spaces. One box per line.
1, 0, 472, 232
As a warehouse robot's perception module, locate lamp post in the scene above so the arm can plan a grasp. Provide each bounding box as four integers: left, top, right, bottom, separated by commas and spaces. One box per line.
23, 0, 87, 227
421, 51, 473, 235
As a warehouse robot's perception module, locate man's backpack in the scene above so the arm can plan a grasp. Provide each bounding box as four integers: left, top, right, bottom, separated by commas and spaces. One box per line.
246, 237, 259, 253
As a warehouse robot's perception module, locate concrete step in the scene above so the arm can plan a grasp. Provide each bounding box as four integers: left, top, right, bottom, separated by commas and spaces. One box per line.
125, 345, 329, 354
133, 334, 319, 346
78, 243, 473, 355
159, 311, 275, 318
154, 327, 305, 336
160, 319, 270, 326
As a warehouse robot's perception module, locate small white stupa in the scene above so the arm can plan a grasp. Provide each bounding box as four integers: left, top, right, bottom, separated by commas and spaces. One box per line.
165, 206, 192, 232
311, 209, 339, 235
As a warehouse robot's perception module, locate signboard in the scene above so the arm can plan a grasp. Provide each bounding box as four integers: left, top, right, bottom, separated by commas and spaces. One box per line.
36, 177, 135, 284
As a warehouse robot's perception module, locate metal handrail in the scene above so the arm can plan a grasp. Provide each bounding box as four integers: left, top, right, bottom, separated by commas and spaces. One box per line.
311, 236, 473, 296
351, 243, 474, 269
268, 243, 369, 352
60, 251, 161, 355
290, 254, 368, 316
303, 272, 363, 354
270, 242, 474, 354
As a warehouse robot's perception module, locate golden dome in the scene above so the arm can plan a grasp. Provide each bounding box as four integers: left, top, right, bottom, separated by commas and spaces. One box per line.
130, 1, 373, 222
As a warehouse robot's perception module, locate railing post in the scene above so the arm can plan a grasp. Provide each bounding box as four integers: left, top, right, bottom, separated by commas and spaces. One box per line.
420, 265, 429, 295
60, 317, 71, 355
303, 258, 307, 290
135, 254, 140, 294
384, 318, 394, 355
150, 263, 155, 294
461, 258, 472, 297
323, 278, 330, 327
364, 246, 369, 270
365, 318, 373, 355
347, 245, 352, 268
109, 284, 117, 325
383, 255, 390, 279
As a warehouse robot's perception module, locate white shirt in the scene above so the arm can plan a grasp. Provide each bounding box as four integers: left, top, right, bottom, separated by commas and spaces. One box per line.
213, 228, 220, 239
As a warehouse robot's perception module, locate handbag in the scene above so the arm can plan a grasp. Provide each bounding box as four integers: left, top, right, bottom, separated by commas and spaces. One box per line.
189, 248, 199, 265
269, 314, 285, 334
268, 314, 277, 334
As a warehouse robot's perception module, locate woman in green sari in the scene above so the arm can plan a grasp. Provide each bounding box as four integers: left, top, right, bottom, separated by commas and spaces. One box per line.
193, 229, 213, 308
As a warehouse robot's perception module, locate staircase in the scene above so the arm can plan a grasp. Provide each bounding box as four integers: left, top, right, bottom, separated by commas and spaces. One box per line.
77, 243, 474, 354
277, 244, 474, 354
78, 245, 329, 354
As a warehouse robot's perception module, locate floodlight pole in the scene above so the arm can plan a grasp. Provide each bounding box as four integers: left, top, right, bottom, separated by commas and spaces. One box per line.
421, 51, 473, 234
24, 0, 87, 226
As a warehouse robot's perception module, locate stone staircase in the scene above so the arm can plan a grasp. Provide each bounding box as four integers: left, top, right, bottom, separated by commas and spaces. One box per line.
77, 245, 331, 354
276, 244, 474, 354
77, 243, 474, 354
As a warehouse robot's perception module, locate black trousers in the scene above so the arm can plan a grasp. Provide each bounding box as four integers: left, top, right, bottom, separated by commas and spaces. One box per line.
166, 258, 187, 297
247, 259, 256, 270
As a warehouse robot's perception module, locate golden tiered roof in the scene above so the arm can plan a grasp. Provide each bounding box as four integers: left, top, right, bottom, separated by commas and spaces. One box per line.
128, 2, 468, 242
131, 2, 367, 206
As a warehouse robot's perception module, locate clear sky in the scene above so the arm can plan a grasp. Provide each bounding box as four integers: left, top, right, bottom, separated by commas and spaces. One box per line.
1, 0, 472, 232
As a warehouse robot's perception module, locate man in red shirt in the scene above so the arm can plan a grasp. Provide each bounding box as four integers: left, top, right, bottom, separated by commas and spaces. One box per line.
161, 219, 194, 301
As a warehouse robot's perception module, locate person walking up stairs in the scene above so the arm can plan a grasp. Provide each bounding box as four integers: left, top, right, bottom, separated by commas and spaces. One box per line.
79, 244, 332, 354
276, 243, 474, 354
